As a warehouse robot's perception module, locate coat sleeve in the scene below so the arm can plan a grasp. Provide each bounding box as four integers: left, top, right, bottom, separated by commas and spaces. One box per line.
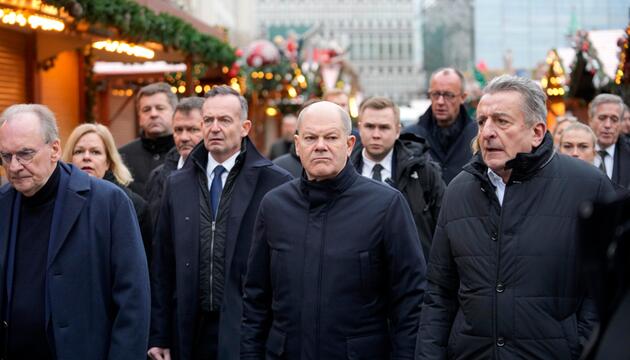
107, 189, 151, 360
240, 200, 273, 360
426, 162, 446, 235
383, 193, 427, 360
148, 179, 176, 349
576, 176, 617, 348
417, 192, 459, 359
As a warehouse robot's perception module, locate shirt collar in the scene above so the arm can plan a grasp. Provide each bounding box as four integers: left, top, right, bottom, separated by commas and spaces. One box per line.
596, 143, 616, 157
361, 147, 394, 174
487, 168, 506, 187
177, 156, 185, 170
206, 151, 239, 177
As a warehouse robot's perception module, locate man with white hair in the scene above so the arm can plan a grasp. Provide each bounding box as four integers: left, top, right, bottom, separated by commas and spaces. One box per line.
418, 75, 614, 359
0, 104, 150, 360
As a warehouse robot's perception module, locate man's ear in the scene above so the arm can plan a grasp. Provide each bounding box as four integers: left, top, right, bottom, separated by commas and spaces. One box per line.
531, 122, 547, 147
346, 134, 356, 156
294, 134, 301, 157
50, 139, 62, 162
241, 119, 252, 136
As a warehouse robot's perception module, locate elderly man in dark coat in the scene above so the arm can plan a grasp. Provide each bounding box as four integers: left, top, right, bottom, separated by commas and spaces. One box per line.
0, 104, 150, 360
418, 75, 615, 359
241, 101, 426, 359
149, 86, 292, 360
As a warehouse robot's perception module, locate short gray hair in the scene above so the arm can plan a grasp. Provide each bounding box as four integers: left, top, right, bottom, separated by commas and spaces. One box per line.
175, 96, 204, 116
0, 104, 59, 143
588, 93, 624, 120
136, 82, 178, 110
297, 101, 352, 135
204, 85, 248, 120
482, 75, 547, 126
561, 122, 597, 147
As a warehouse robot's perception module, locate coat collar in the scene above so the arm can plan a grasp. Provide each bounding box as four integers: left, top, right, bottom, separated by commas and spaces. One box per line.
299, 160, 358, 207
464, 131, 555, 183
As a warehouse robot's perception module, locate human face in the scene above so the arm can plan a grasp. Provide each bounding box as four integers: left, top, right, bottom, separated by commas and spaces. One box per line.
621, 109, 630, 135
173, 109, 203, 160
477, 91, 546, 182
359, 107, 400, 162
429, 72, 466, 127
590, 102, 622, 148
559, 129, 596, 164
295, 102, 355, 181
202, 95, 251, 163
0, 113, 61, 197
138, 93, 175, 139
325, 93, 349, 112
71, 132, 109, 179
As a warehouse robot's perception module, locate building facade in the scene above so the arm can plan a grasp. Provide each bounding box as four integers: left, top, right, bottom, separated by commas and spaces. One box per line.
255, 0, 425, 105
475, 0, 629, 70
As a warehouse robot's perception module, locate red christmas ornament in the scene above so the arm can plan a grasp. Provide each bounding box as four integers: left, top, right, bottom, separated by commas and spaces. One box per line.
244, 40, 280, 67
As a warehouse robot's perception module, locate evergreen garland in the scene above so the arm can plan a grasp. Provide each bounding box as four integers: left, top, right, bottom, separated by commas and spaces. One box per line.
43, 0, 236, 66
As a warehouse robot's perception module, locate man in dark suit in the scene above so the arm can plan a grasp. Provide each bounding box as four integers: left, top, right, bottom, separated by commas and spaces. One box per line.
241, 101, 426, 359
404, 68, 477, 184
589, 93, 630, 188
267, 113, 297, 160
0, 104, 150, 360
148, 86, 292, 360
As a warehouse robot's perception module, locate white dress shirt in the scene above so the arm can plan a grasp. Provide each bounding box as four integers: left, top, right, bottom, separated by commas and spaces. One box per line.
361, 148, 394, 183
177, 156, 185, 170
594, 143, 615, 179
487, 169, 506, 206
206, 151, 239, 189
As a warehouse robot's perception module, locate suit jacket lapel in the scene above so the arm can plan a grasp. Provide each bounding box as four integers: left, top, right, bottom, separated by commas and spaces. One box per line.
47, 164, 88, 268
225, 165, 259, 271
0, 188, 15, 301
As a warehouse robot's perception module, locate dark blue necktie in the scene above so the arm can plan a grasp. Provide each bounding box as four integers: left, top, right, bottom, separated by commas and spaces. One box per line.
210, 165, 226, 218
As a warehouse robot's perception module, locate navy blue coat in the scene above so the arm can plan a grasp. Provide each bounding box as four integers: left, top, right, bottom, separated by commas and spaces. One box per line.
241, 163, 426, 359
404, 105, 477, 184
0, 162, 150, 360
149, 138, 292, 360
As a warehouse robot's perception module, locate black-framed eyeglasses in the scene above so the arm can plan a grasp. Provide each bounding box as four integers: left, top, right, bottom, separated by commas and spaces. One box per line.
0, 147, 42, 166
427, 91, 460, 101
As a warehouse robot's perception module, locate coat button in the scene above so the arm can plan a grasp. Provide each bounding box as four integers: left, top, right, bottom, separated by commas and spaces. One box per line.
491, 232, 497, 241
185, 217, 190, 221
2, 320, 7, 328
185, 262, 190, 267
496, 282, 505, 293
496, 337, 505, 347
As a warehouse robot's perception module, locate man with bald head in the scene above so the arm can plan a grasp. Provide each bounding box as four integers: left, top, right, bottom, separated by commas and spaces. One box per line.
241, 101, 426, 359
405, 68, 477, 183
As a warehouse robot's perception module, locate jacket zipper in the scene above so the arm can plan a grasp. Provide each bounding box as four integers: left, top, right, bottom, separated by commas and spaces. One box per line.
493, 183, 507, 358
315, 209, 329, 359
210, 220, 216, 309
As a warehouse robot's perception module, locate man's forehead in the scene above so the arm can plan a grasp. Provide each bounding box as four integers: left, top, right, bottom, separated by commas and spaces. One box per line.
139, 92, 170, 105
594, 102, 622, 115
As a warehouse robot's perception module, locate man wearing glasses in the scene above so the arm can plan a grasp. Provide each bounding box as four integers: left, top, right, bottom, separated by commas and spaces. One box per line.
0, 104, 150, 360
404, 68, 477, 184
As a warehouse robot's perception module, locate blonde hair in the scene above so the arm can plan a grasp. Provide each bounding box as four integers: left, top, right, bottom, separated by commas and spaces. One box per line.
63, 123, 133, 186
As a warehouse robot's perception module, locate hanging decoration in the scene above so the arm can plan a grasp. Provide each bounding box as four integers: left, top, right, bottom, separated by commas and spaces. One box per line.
568, 30, 608, 103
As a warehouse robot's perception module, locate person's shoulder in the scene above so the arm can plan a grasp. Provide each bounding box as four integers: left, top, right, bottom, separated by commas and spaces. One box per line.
260, 178, 301, 206
552, 153, 603, 180
118, 138, 142, 153
259, 161, 294, 182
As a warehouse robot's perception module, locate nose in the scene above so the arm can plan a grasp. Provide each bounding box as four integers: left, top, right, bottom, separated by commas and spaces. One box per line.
314, 137, 327, 151
570, 148, 580, 157
479, 120, 497, 140
7, 155, 23, 171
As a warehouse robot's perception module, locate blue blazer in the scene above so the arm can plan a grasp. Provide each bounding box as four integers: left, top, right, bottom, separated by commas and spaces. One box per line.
0, 162, 150, 360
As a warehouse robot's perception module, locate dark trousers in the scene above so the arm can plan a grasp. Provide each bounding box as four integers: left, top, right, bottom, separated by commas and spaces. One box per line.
192, 310, 220, 360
